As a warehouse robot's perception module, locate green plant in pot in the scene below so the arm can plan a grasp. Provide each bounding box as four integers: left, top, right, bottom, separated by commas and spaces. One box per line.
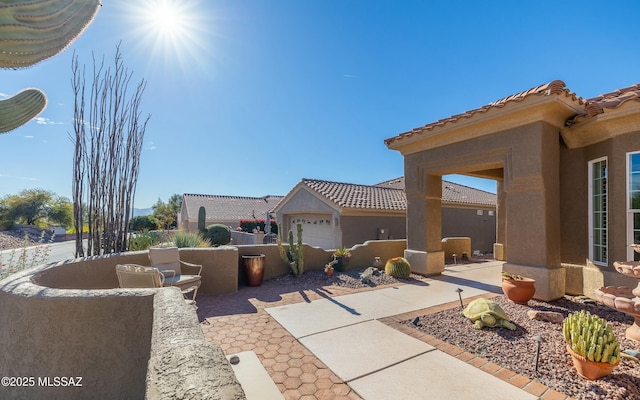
563, 310, 620, 380
501, 271, 536, 304
332, 246, 351, 272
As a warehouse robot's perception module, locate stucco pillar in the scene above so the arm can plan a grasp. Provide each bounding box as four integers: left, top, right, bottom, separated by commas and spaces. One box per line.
502, 128, 564, 301
494, 180, 507, 261
404, 174, 444, 275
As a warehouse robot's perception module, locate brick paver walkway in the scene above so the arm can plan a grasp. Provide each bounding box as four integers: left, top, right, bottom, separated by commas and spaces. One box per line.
197, 276, 570, 400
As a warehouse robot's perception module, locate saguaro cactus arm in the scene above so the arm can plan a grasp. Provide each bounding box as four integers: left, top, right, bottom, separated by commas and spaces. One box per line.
0, 0, 101, 68
0, 88, 46, 133
0, 0, 100, 134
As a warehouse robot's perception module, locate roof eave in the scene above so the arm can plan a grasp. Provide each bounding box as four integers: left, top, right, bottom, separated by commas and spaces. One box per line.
386, 94, 584, 156
561, 101, 640, 149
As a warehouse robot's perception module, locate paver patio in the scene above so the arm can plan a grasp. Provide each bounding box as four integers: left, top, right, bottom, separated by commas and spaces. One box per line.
196, 266, 570, 400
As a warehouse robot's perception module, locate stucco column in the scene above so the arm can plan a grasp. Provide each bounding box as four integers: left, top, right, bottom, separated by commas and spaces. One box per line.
404, 174, 444, 275
502, 128, 564, 301
494, 180, 506, 261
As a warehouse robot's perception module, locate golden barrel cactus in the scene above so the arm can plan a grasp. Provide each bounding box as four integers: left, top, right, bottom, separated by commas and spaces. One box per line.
384, 257, 411, 279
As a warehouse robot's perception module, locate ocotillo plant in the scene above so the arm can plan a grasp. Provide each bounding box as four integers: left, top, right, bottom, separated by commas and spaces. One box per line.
0, 0, 101, 134
277, 223, 304, 277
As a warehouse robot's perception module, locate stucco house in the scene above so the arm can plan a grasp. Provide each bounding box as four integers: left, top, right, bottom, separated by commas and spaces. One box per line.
178, 194, 284, 232
273, 177, 496, 251
384, 80, 640, 301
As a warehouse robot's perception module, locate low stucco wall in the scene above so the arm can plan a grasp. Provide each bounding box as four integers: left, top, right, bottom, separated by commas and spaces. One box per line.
441, 237, 472, 259
146, 289, 244, 399
0, 258, 245, 400
31, 247, 239, 295
234, 240, 407, 284
0, 264, 155, 399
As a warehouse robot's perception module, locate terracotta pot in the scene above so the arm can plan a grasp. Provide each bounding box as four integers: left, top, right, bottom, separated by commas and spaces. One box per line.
501, 277, 536, 304
325, 267, 334, 277
243, 254, 265, 287
566, 345, 619, 380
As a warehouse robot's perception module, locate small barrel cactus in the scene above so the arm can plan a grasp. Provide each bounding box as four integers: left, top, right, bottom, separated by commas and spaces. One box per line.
563, 310, 620, 364
204, 224, 231, 246
384, 257, 411, 279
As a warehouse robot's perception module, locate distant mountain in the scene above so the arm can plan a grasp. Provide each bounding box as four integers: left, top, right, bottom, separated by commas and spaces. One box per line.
133, 207, 153, 217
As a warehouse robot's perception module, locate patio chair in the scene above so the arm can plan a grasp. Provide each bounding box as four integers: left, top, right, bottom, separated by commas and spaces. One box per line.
116, 264, 165, 288
148, 247, 202, 304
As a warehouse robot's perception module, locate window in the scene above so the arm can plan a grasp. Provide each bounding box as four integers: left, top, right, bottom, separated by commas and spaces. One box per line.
477, 210, 483, 216
488, 210, 495, 216
629, 152, 640, 261
589, 158, 607, 265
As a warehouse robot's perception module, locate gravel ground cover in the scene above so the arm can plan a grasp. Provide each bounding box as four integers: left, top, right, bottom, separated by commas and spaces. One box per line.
404, 295, 640, 400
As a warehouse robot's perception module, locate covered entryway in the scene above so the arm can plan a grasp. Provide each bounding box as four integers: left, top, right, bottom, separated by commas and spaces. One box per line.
385, 81, 586, 301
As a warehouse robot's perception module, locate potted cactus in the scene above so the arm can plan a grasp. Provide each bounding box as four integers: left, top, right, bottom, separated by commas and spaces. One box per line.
563, 310, 620, 380
501, 271, 536, 304
332, 246, 351, 272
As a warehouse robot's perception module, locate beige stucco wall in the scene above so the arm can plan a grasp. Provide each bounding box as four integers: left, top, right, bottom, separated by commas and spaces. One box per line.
441, 205, 496, 254
340, 215, 406, 248
0, 257, 245, 400
234, 240, 407, 284
0, 265, 154, 399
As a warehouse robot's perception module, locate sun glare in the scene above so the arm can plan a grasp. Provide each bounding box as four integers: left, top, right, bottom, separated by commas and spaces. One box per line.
125, 0, 210, 72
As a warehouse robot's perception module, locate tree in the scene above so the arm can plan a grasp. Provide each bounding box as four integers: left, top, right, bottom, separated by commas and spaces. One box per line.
130, 215, 158, 232
1, 189, 51, 225
0, 189, 73, 228
47, 196, 73, 227
152, 194, 182, 230
71, 44, 150, 257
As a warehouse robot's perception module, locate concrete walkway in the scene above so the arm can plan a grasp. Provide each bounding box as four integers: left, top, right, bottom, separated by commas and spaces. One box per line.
265, 261, 537, 400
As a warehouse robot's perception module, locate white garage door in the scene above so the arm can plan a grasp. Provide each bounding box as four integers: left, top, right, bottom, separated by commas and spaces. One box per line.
288, 215, 335, 249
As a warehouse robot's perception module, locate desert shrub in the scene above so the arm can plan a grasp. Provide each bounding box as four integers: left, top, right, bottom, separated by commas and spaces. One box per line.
171, 231, 210, 248
128, 231, 161, 251
203, 224, 231, 246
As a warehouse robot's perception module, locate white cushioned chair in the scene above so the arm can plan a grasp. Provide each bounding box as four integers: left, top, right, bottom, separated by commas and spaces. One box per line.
148, 247, 202, 304
116, 264, 165, 288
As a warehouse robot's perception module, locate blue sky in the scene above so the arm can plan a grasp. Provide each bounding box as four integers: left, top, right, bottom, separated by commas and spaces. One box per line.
1, 1, 639, 208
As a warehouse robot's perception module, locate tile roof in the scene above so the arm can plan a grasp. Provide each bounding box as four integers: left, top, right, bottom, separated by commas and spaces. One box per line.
566, 83, 640, 126
182, 194, 284, 221
385, 80, 582, 146
301, 177, 496, 210
385, 80, 640, 146
302, 178, 406, 210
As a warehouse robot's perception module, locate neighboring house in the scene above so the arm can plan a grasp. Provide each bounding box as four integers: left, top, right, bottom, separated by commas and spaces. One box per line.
385, 80, 640, 301
178, 194, 284, 232
273, 177, 496, 251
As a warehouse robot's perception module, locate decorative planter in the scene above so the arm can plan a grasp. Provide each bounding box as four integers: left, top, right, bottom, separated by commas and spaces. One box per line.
243, 254, 265, 287
501, 277, 536, 304
334, 256, 350, 272
325, 267, 334, 277
566, 345, 619, 380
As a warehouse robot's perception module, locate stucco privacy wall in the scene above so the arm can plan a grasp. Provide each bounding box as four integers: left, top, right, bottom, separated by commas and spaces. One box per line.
0, 265, 154, 399
0, 259, 245, 400
235, 240, 407, 284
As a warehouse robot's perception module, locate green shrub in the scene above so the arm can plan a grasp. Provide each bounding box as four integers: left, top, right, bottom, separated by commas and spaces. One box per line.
128, 231, 161, 251
171, 231, 210, 248
204, 224, 231, 246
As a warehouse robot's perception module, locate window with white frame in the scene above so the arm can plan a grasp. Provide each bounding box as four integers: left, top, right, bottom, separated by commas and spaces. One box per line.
629, 152, 640, 261
589, 157, 607, 265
